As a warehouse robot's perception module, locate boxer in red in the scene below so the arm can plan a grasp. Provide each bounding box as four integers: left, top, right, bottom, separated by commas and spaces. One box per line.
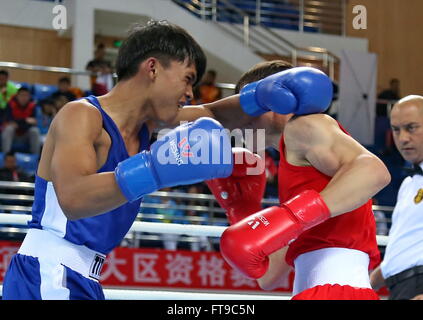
207, 60, 391, 300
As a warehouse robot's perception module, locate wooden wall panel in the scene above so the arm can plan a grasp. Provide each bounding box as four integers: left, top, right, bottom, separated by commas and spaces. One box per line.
346, 0, 423, 96
0, 25, 72, 85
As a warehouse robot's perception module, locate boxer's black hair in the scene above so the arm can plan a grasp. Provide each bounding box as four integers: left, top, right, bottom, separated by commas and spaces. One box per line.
116, 20, 206, 85
235, 60, 294, 94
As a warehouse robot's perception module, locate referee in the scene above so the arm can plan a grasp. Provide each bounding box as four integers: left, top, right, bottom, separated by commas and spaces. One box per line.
370, 95, 423, 300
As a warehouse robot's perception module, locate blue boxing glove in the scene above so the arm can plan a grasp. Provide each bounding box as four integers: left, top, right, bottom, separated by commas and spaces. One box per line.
114, 117, 233, 202
239, 67, 333, 116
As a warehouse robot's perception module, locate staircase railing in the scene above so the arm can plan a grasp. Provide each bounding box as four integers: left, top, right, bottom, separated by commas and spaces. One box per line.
172, 0, 342, 79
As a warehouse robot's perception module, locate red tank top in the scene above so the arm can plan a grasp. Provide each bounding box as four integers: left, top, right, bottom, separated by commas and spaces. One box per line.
278, 124, 380, 269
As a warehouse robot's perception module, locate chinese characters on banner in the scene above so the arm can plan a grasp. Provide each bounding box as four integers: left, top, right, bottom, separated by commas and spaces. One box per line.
99, 247, 294, 292
0, 241, 389, 297
0, 241, 293, 293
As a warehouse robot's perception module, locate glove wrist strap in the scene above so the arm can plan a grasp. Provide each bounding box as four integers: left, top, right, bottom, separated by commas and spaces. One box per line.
114, 151, 159, 202
283, 190, 331, 231
239, 81, 266, 116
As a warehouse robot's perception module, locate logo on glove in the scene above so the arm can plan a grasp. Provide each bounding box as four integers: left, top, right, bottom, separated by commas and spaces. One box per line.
247, 215, 270, 230
169, 138, 193, 166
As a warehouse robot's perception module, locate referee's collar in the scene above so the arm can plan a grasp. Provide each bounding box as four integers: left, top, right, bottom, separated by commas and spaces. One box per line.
406, 162, 423, 177
413, 162, 423, 176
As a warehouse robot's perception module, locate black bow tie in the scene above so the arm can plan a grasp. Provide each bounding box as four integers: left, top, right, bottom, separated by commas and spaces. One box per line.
404, 165, 423, 177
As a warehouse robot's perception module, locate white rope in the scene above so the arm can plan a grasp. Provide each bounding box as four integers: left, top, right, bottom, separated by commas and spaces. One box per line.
0, 213, 389, 245
0, 285, 289, 300
103, 288, 290, 300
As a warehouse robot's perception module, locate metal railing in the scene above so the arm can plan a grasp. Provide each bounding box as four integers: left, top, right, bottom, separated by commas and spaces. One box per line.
172, 0, 341, 79
173, 0, 345, 34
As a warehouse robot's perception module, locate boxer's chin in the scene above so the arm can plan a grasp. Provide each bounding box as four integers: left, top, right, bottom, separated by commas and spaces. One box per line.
158, 105, 179, 125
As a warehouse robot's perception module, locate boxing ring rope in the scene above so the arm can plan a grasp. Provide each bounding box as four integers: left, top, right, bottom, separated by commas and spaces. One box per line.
0, 213, 390, 246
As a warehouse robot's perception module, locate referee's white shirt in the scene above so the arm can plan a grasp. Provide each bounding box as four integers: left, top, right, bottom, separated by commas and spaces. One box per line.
381, 162, 423, 279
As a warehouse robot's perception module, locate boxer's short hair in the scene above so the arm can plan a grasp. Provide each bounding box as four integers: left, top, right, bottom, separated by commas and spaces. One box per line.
116, 20, 206, 85
235, 60, 293, 94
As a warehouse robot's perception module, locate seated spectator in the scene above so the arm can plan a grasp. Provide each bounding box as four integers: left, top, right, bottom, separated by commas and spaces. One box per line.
185, 184, 214, 252
372, 199, 389, 236
86, 43, 114, 96
89, 61, 114, 96
377, 78, 400, 117
189, 85, 203, 105
36, 99, 57, 143
0, 70, 18, 123
156, 187, 186, 250
375, 79, 401, 155
49, 77, 76, 102
85, 43, 112, 72
0, 151, 34, 218
199, 70, 222, 104
0, 151, 34, 183
2, 87, 41, 155
69, 86, 84, 100
264, 149, 278, 198
53, 94, 70, 113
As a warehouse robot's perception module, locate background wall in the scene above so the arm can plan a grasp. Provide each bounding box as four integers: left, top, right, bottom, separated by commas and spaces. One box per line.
0, 24, 71, 85
346, 0, 423, 96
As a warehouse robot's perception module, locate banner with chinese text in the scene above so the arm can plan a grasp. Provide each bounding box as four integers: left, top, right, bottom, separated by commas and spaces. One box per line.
0, 241, 293, 293
0, 241, 389, 297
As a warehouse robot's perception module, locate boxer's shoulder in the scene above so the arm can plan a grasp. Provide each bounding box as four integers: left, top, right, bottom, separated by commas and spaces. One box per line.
50, 100, 103, 140
285, 114, 338, 150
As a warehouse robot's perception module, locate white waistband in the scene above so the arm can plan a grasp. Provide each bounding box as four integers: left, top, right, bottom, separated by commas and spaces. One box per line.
293, 248, 371, 295
18, 228, 106, 281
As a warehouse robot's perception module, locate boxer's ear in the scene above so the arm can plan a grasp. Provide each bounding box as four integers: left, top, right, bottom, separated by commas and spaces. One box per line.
143, 57, 159, 80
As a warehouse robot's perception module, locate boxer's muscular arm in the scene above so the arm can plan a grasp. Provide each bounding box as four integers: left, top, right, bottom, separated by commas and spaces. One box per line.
50, 102, 127, 220
172, 95, 253, 130
285, 114, 391, 217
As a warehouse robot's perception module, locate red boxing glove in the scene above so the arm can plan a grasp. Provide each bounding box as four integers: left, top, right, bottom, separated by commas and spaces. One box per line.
206, 148, 266, 225
220, 190, 331, 279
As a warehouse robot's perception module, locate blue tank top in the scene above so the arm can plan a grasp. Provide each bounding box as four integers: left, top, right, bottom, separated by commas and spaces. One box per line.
28, 95, 150, 254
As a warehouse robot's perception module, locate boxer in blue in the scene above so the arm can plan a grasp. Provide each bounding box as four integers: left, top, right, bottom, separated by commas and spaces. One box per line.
2, 20, 333, 300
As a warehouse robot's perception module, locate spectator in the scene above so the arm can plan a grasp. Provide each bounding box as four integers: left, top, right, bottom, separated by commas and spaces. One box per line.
0, 151, 33, 183
36, 99, 56, 143
53, 94, 70, 113
49, 77, 76, 102
0, 70, 18, 122
85, 43, 112, 71
372, 199, 389, 236
189, 85, 202, 105
156, 187, 185, 250
141, 187, 185, 250
92, 61, 114, 95
370, 95, 423, 300
185, 184, 214, 252
377, 79, 400, 117
199, 70, 222, 104
264, 149, 279, 198
86, 43, 114, 96
2, 87, 41, 155
375, 79, 401, 155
